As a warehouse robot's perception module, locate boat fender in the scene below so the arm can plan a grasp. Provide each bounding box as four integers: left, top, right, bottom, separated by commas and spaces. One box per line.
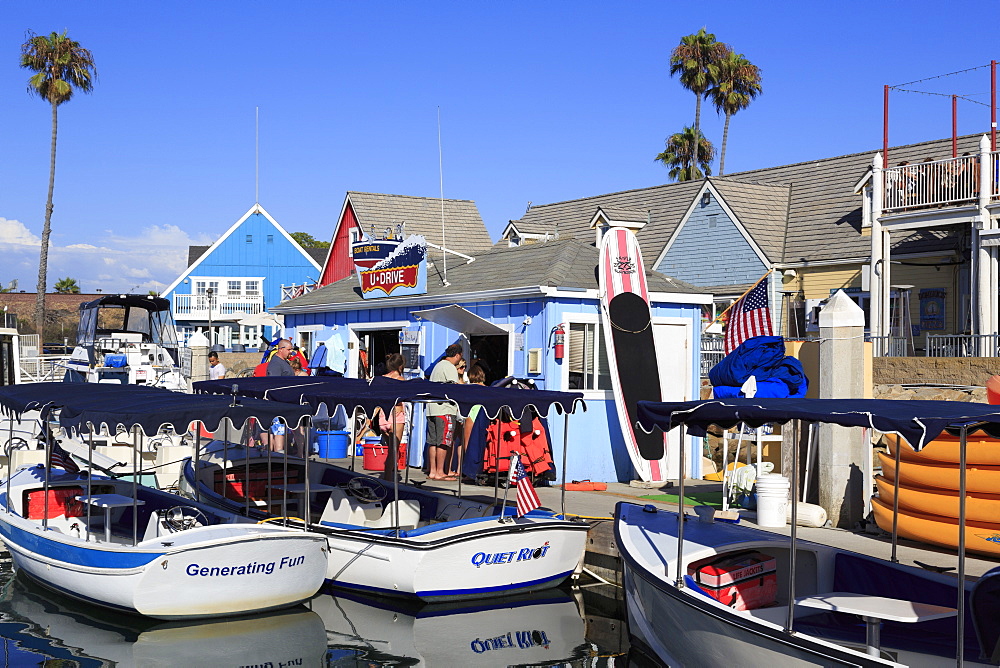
785, 502, 827, 527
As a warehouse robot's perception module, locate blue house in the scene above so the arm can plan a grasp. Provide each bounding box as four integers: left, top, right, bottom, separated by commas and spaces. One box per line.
160, 204, 323, 348
274, 227, 709, 483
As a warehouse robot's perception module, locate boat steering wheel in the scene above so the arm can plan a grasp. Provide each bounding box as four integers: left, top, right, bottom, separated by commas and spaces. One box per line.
346, 478, 386, 504
3, 437, 29, 458
163, 506, 209, 532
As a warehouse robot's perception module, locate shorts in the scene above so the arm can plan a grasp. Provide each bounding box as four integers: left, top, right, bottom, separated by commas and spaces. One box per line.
426, 415, 456, 448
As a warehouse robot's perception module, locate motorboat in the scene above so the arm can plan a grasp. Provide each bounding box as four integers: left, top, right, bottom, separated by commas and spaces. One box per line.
618, 397, 1000, 666
63, 294, 186, 390
0, 573, 328, 666
0, 382, 329, 619
187, 375, 590, 602
316, 587, 588, 666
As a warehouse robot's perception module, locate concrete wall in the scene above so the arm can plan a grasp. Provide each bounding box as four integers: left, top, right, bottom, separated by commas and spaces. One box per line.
873, 356, 1000, 387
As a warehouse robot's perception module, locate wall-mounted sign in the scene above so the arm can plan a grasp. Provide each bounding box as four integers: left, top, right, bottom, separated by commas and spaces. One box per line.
351, 229, 427, 299
919, 288, 946, 331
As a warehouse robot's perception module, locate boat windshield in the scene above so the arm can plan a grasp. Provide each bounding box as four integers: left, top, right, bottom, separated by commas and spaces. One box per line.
77, 296, 179, 350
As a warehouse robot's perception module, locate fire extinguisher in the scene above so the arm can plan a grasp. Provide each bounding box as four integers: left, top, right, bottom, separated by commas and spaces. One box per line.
553, 324, 565, 360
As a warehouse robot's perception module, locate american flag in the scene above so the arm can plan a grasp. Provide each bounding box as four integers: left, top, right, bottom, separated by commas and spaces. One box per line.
49, 440, 80, 473
723, 277, 773, 355
511, 453, 541, 517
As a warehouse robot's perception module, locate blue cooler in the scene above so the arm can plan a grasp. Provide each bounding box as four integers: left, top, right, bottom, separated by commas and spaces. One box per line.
314, 430, 349, 459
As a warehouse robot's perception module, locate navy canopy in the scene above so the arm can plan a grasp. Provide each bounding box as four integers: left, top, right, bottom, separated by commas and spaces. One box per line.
193, 375, 585, 419
636, 398, 1000, 451
0, 382, 315, 436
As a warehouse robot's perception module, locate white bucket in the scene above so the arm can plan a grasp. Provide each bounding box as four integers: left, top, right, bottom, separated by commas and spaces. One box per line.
755, 474, 790, 528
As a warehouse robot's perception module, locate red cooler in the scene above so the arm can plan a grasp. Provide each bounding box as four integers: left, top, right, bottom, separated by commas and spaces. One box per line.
687, 550, 777, 611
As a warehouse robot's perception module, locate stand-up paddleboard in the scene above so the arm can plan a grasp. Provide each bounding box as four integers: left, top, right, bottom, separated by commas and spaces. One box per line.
599, 227, 669, 482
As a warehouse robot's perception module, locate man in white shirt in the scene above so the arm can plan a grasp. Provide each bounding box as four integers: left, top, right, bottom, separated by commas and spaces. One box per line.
208, 352, 226, 380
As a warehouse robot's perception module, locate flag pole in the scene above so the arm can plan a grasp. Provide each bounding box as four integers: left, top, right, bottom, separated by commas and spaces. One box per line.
702, 270, 774, 334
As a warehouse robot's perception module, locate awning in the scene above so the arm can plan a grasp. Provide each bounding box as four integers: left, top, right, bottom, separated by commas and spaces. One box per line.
237, 312, 284, 328
410, 305, 508, 336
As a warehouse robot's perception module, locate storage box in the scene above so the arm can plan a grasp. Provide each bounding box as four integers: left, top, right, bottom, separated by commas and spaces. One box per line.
687, 550, 777, 611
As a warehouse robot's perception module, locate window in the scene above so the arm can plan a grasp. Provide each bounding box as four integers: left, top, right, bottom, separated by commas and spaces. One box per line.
245, 280, 260, 296
246, 235, 253, 243
708, 215, 718, 229
227, 280, 241, 296
267, 234, 274, 243
195, 281, 206, 296
568, 322, 611, 390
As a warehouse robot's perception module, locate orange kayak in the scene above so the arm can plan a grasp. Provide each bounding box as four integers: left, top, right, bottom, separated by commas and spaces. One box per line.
875, 475, 1000, 524
884, 432, 1000, 466
871, 496, 1000, 557
878, 451, 1000, 494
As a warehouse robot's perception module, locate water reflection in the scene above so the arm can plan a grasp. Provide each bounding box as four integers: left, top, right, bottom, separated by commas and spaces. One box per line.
315, 588, 589, 666
0, 556, 626, 667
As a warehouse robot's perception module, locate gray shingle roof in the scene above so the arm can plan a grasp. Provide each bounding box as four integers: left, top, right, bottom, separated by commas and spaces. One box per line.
596, 206, 650, 225
509, 134, 984, 267
347, 192, 494, 264
275, 238, 706, 311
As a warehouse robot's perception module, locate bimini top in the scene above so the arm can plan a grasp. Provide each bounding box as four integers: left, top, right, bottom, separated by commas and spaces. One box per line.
78, 294, 171, 313
0, 382, 315, 436
193, 375, 585, 420
636, 398, 1000, 452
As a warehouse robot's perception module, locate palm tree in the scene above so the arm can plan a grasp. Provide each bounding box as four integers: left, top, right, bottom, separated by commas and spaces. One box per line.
669, 29, 730, 176
20, 31, 96, 335
655, 126, 716, 181
54, 277, 80, 294
709, 51, 762, 175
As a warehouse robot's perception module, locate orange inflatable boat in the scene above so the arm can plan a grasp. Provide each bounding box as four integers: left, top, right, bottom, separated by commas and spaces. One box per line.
871, 496, 1000, 558
874, 475, 1000, 524
877, 451, 1000, 494
884, 432, 1000, 466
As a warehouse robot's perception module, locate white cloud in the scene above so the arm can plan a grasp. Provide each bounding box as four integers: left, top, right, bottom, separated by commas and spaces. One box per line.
0, 219, 213, 295
0, 218, 41, 246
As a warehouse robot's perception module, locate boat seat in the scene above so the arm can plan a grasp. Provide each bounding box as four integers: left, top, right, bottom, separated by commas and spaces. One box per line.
318, 488, 383, 526
364, 499, 421, 529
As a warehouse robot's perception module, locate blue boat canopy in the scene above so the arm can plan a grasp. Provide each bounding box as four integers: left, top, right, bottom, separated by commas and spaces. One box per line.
194, 376, 585, 420
636, 398, 1000, 451
0, 382, 315, 436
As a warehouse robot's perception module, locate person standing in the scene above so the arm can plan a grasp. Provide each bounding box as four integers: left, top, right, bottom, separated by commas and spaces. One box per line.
267, 339, 295, 376
208, 352, 226, 380
426, 343, 462, 480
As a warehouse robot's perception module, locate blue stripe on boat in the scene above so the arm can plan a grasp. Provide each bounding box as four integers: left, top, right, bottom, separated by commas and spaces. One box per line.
0, 520, 162, 569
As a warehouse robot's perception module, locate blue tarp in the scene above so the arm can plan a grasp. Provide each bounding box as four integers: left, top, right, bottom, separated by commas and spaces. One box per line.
709, 336, 808, 399
636, 397, 1000, 451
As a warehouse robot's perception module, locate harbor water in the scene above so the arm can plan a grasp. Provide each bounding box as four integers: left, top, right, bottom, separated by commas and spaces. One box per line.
0, 552, 631, 666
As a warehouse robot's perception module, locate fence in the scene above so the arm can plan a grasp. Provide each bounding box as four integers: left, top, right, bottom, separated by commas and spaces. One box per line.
925, 333, 1000, 357
700, 336, 725, 377
19, 355, 72, 383
867, 335, 909, 357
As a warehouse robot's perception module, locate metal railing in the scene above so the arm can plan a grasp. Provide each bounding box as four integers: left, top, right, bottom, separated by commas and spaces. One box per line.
882, 154, 981, 212
868, 335, 909, 357
173, 294, 264, 319
19, 355, 72, 383
700, 336, 725, 377
925, 333, 1000, 357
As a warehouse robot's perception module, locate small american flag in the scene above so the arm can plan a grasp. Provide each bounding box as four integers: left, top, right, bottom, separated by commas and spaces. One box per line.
49, 440, 80, 473
511, 453, 540, 517
723, 277, 773, 355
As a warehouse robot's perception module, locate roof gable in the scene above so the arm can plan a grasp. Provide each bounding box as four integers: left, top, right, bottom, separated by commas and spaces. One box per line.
161, 204, 321, 296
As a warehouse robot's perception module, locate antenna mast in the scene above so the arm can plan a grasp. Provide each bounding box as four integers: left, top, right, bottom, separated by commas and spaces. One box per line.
438, 107, 448, 286
255, 107, 260, 205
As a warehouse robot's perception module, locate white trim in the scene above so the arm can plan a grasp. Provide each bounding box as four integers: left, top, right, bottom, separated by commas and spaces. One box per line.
320, 194, 356, 279
347, 319, 411, 379
558, 311, 609, 394
540, 286, 713, 305
160, 204, 320, 297
652, 181, 771, 272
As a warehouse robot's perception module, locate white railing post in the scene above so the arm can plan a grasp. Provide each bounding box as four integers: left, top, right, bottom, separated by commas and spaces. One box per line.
871, 152, 885, 339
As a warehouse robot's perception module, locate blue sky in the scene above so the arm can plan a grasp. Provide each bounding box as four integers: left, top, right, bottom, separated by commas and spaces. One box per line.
2, 1, 998, 293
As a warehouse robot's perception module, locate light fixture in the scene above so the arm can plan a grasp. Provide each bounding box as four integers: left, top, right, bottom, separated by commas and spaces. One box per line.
783, 269, 797, 278
701, 192, 711, 206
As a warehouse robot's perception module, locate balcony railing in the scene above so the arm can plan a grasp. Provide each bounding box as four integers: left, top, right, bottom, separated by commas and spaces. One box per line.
925, 333, 1000, 357
280, 283, 318, 302
882, 154, 984, 213
173, 294, 264, 320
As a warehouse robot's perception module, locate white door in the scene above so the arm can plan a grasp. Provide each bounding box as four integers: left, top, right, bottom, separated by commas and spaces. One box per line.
652, 321, 691, 480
